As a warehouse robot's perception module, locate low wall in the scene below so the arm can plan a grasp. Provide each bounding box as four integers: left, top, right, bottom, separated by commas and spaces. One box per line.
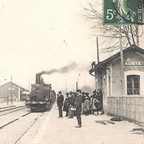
107, 96, 144, 123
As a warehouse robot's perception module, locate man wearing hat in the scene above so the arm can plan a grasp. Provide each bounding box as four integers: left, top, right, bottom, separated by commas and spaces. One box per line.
57, 91, 64, 117
63, 92, 70, 117
74, 89, 83, 128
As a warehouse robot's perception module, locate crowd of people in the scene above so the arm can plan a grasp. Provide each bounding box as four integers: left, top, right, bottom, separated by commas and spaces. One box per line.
56, 89, 104, 128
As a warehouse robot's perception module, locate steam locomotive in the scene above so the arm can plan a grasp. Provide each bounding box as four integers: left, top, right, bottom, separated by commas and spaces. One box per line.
28, 71, 56, 112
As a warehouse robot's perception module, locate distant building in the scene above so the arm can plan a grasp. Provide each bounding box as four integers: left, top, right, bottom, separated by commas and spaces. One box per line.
0, 81, 29, 103
89, 45, 144, 123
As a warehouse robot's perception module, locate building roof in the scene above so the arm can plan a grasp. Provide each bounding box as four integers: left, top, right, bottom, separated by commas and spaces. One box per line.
0, 81, 29, 92
89, 45, 144, 74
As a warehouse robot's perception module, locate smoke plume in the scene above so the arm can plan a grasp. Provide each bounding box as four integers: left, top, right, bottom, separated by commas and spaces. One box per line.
40, 62, 77, 75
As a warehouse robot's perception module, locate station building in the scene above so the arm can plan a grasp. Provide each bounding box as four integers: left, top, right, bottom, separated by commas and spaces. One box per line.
0, 81, 29, 104
89, 45, 144, 123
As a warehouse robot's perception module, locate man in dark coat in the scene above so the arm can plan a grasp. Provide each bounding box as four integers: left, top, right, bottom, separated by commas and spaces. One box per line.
57, 91, 64, 117
68, 92, 76, 118
74, 89, 83, 128
63, 93, 70, 117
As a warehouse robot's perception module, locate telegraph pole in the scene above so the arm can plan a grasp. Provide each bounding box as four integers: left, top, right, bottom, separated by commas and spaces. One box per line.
120, 27, 124, 96
76, 73, 80, 91
76, 81, 78, 91
95, 36, 100, 90
96, 36, 100, 64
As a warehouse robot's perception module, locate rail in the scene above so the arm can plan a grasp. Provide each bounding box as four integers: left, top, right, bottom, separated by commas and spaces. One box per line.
0, 106, 26, 117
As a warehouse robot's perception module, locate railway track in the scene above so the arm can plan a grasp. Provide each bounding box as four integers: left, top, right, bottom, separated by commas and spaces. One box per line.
0, 111, 31, 129
0, 105, 31, 131
0, 105, 26, 117
14, 113, 44, 144
0, 105, 16, 111
0, 108, 45, 144
0, 106, 53, 144
0, 105, 53, 144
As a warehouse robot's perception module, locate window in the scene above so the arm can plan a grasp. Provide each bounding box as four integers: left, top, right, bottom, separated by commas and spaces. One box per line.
127, 75, 140, 95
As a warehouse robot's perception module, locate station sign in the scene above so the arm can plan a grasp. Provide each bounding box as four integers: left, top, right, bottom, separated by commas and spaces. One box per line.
104, 0, 144, 25
125, 58, 144, 66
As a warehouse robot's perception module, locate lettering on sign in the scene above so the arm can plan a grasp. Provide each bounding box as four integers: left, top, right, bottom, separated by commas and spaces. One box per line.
125, 58, 144, 66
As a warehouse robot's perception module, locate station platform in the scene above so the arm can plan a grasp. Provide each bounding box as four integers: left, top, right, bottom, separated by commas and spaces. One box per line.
30, 106, 144, 144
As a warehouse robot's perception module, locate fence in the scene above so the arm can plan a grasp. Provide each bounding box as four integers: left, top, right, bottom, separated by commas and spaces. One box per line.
107, 96, 144, 123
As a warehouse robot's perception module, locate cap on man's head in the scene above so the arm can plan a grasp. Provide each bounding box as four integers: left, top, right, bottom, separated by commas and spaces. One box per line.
66, 92, 69, 95
86, 92, 89, 95
77, 89, 81, 93
93, 90, 96, 93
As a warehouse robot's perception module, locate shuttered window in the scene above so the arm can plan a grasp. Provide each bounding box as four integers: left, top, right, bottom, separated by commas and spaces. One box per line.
127, 75, 140, 95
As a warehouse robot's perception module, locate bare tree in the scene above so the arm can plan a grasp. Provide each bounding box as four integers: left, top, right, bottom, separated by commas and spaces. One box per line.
84, 2, 143, 52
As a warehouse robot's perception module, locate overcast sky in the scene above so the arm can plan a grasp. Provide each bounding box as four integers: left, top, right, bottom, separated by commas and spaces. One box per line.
1, 0, 143, 91
0, 0, 101, 91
